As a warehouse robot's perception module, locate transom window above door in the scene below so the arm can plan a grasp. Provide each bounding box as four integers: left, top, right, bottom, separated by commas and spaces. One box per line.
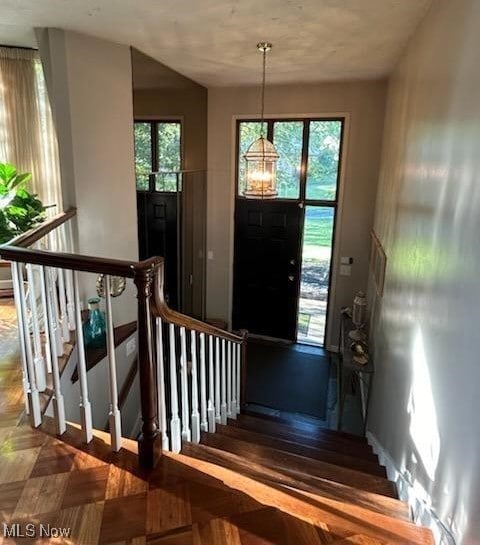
134, 120, 182, 192
236, 119, 343, 202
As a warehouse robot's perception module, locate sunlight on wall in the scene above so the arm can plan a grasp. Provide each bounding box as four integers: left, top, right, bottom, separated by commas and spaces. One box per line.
407, 326, 440, 482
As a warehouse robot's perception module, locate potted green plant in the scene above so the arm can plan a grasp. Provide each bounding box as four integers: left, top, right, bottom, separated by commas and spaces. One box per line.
0, 163, 46, 295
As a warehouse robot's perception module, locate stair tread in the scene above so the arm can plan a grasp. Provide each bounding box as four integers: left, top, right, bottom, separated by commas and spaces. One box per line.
231, 414, 378, 461
181, 442, 420, 537
201, 431, 396, 498
243, 408, 368, 444
215, 423, 386, 478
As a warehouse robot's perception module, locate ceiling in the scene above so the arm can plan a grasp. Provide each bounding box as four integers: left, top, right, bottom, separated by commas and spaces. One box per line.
0, 0, 432, 87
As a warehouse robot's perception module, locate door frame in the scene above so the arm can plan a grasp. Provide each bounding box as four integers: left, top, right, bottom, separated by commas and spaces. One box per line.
228, 113, 350, 350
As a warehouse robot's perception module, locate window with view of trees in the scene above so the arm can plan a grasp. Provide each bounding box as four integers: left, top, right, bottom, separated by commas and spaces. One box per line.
134, 120, 182, 191
237, 119, 342, 201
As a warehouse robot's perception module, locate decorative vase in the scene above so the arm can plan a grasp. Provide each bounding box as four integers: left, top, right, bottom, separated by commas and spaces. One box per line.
349, 291, 367, 341
83, 297, 106, 349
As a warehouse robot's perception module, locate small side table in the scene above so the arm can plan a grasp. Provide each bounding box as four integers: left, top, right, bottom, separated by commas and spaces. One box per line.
337, 312, 374, 434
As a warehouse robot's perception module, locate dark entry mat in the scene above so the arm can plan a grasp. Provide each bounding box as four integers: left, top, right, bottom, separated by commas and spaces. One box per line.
246, 341, 330, 419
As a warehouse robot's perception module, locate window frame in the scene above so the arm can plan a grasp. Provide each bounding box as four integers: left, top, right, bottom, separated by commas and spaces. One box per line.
134, 118, 183, 192
235, 117, 345, 207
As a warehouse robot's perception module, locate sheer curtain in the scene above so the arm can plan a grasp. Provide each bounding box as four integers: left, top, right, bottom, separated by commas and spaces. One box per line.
0, 46, 62, 214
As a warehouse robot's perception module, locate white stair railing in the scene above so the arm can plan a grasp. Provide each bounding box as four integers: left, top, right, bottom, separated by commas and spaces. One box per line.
149, 261, 247, 454
3, 207, 248, 469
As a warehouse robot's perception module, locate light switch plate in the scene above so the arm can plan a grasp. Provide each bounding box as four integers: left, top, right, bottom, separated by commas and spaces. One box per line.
340, 264, 352, 276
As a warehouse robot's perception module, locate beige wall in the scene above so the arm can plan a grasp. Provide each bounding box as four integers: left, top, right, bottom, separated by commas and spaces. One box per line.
37, 29, 138, 322
368, 0, 480, 542
207, 81, 387, 348
37, 29, 138, 261
133, 87, 207, 171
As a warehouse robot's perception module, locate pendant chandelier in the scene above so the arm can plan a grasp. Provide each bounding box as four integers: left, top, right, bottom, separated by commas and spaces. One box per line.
243, 42, 279, 199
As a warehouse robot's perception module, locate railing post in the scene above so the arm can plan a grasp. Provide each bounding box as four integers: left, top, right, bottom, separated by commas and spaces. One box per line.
240, 330, 248, 409
134, 266, 162, 468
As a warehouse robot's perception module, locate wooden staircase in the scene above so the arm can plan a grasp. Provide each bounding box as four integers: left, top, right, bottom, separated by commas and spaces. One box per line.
177, 411, 434, 544
0, 210, 435, 543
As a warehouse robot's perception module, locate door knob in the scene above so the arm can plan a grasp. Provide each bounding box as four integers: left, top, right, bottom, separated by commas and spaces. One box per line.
288, 275, 295, 282
289, 259, 295, 265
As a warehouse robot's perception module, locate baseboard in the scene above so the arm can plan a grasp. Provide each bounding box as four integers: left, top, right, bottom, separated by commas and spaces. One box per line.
366, 431, 456, 545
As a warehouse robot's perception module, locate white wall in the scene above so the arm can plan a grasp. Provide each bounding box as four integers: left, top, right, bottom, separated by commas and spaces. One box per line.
368, 0, 480, 542
49, 332, 138, 436
207, 82, 387, 347
37, 29, 138, 322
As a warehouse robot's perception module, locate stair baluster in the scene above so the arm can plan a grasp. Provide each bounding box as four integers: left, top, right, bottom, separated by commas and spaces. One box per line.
227, 340, 232, 418
169, 323, 181, 453
57, 268, 70, 343
207, 334, 216, 433
72, 270, 93, 443
199, 332, 208, 432
11, 262, 35, 417
215, 336, 221, 424
155, 318, 169, 450
25, 264, 47, 392
190, 330, 200, 443
180, 326, 191, 441
104, 275, 122, 452
48, 268, 64, 357
231, 339, 237, 418
221, 338, 227, 424
63, 222, 76, 331
37, 255, 52, 374
236, 342, 241, 414
42, 266, 66, 434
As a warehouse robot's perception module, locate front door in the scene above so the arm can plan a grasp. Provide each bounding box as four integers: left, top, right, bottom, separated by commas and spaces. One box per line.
232, 118, 344, 345
233, 199, 302, 340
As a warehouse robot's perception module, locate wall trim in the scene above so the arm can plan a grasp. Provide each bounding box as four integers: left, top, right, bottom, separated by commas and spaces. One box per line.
366, 431, 457, 545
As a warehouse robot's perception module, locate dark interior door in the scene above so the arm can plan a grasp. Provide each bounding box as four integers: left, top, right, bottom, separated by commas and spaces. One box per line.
233, 199, 302, 341
137, 192, 179, 308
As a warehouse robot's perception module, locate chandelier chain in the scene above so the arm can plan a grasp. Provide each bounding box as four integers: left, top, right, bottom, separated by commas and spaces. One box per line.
260, 47, 266, 136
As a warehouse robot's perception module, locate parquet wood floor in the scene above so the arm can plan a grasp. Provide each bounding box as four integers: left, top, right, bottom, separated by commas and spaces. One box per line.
0, 300, 433, 544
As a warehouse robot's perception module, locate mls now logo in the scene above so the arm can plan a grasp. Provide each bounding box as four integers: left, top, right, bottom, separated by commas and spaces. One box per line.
3, 523, 71, 539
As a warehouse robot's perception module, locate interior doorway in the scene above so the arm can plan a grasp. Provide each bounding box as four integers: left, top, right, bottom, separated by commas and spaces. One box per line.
133, 119, 207, 318
232, 118, 344, 347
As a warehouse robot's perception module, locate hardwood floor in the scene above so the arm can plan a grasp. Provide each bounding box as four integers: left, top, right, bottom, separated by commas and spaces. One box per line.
0, 299, 433, 544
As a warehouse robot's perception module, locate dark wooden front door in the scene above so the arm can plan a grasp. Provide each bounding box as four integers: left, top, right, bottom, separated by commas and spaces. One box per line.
137, 192, 179, 308
233, 199, 302, 341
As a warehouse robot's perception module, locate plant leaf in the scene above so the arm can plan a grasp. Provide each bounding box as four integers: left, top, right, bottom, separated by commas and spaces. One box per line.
0, 163, 17, 183
10, 172, 32, 189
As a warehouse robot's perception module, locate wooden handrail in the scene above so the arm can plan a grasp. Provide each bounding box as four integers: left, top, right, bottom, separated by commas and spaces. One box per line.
0, 245, 163, 278
3, 203, 247, 469
151, 260, 244, 344
8, 207, 77, 248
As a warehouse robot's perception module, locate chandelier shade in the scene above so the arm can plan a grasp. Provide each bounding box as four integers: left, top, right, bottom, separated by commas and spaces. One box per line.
243, 42, 280, 199
243, 136, 279, 198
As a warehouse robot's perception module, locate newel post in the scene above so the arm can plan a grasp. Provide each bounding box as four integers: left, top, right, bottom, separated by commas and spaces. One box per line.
134, 265, 162, 468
